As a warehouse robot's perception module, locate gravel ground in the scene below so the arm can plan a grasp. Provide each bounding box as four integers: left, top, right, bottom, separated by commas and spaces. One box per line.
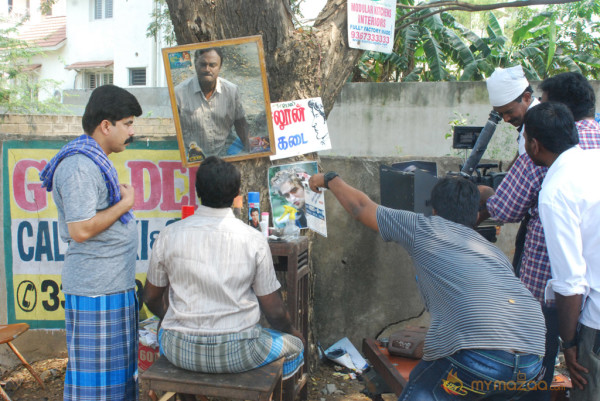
0, 357, 395, 401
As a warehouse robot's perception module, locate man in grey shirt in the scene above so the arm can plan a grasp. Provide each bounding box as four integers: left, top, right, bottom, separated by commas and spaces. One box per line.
175, 48, 249, 159
39, 84, 141, 400
309, 173, 545, 400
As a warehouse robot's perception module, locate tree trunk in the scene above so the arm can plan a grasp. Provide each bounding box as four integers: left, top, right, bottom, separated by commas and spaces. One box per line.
165, 0, 362, 116
165, 0, 362, 368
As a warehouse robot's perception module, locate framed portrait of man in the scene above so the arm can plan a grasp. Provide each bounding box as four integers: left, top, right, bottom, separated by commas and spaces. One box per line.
162, 36, 275, 166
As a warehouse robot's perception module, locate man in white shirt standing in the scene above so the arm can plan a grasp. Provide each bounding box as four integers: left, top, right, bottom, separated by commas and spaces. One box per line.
523, 101, 600, 401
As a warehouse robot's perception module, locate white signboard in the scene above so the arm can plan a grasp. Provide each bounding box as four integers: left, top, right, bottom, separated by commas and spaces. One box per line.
270, 97, 331, 160
347, 0, 396, 54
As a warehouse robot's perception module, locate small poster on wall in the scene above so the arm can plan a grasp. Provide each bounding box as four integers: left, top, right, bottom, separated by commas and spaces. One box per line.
270, 97, 331, 160
347, 0, 396, 54
268, 161, 327, 237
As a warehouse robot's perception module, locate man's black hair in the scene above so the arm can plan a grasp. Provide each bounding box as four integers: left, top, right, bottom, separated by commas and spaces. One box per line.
524, 102, 579, 154
195, 156, 240, 208
82, 85, 142, 135
194, 48, 224, 66
250, 207, 259, 215
512, 85, 533, 104
430, 177, 479, 228
539, 72, 595, 121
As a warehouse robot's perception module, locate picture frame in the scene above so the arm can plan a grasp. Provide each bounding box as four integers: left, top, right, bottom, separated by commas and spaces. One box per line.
162, 35, 275, 166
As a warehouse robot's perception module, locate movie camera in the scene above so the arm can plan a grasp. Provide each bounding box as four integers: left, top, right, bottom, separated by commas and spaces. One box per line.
379, 110, 505, 242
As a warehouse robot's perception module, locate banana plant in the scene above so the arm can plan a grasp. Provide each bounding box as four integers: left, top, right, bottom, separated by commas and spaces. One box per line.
354, 0, 600, 82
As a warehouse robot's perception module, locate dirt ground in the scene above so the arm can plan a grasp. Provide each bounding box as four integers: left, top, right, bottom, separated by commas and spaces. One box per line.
0, 358, 397, 401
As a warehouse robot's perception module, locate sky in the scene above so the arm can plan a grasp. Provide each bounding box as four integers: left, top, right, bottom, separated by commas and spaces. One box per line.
298, 0, 328, 24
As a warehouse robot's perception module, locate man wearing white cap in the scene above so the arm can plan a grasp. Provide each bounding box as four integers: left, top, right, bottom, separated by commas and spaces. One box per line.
486, 65, 539, 156
479, 65, 543, 399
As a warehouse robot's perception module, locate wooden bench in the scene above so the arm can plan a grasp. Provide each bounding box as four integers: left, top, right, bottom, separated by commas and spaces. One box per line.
362, 337, 419, 396
140, 355, 283, 401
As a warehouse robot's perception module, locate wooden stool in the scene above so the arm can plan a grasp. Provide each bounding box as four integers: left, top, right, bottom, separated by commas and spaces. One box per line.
0, 324, 46, 390
141, 355, 283, 401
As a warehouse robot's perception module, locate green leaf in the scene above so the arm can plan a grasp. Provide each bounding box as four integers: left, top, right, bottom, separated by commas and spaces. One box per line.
423, 31, 445, 80
573, 53, 600, 68
422, 12, 444, 33
444, 29, 475, 66
460, 61, 479, 81
486, 12, 504, 39
512, 12, 554, 44
403, 68, 422, 82
545, 20, 557, 76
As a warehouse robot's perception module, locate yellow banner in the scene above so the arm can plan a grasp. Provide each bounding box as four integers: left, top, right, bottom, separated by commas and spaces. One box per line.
8, 147, 198, 220
12, 273, 154, 321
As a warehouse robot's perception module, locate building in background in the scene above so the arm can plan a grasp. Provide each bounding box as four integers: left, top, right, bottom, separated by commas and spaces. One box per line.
2, 0, 168, 103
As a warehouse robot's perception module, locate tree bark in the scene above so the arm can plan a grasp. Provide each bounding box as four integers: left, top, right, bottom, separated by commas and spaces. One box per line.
165, 0, 362, 116
164, 1, 360, 368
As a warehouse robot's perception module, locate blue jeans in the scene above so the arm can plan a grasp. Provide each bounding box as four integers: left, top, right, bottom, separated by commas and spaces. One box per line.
398, 349, 543, 400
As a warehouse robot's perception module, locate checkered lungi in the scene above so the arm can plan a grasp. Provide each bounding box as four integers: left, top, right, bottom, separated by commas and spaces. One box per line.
64, 289, 139, 401
160, 324, 304, 380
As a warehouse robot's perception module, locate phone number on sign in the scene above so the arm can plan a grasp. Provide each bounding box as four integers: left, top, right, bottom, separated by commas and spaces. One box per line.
351, 31, 390, 44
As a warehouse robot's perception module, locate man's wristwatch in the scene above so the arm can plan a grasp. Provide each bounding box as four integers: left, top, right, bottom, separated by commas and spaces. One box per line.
559, 336, 578, 350
323, 171, 339, 189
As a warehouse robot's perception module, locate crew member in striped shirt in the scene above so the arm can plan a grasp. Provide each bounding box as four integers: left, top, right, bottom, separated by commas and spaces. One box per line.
309, 173, 545, 400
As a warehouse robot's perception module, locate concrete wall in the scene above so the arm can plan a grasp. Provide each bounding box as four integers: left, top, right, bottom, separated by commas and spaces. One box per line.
0, 114, 176, 138
61, 79, 600, 159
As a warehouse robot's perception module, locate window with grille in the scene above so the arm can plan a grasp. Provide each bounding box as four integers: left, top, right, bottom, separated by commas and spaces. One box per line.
129, 68, 146, 86
86, 72, 113, 89
94, 0, 113, 19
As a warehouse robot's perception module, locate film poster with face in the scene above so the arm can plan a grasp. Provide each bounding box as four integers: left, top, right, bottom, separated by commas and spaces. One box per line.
268, 161, 327, 237
269, 97, 332, 160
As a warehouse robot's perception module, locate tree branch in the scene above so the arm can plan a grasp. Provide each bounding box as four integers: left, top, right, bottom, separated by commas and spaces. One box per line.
396, 0, 581, 30
396, 0, 581, 11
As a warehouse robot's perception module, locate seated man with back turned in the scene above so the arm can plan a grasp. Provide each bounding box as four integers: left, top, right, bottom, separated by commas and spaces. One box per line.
309, 173, 545, 400
144, 157, 304, 382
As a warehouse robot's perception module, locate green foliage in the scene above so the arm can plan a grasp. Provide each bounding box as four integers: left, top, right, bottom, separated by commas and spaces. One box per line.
445, 111, 517, 160
354, 0, 600, 82
0, 17, 65, 114
146, 0, 176, 46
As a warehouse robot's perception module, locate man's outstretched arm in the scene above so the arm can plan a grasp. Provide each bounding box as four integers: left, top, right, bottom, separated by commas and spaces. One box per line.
309, 173, 379, 232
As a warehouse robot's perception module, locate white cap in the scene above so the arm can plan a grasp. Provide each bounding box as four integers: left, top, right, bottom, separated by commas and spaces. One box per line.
486, 65, 529, 107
